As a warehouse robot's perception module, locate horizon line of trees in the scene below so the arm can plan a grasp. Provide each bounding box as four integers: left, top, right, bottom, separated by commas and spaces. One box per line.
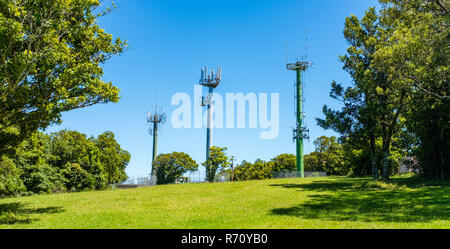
0, 130, 130, 197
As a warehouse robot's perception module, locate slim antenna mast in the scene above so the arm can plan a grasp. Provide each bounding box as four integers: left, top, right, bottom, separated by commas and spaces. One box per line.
147, 106, 166, 176
304, 29, 309, 61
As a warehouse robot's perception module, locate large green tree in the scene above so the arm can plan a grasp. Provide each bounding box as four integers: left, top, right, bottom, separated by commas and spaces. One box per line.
202, 146, 230, 183
318, 7, 409, 181
0, 129, 131, 196
0, 0, 126, 155
374, 0, 449, 179
317, 8, 382, 179
233, 159, 274, 182
92, 131, 130, 184
0, 155, 25, 197
153, 152, 198, 185
313, 136, 346, 175
15, 131, 65, 194
271, 154, 296, 173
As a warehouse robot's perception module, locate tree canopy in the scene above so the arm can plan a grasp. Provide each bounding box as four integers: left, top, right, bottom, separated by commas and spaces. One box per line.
0, 130, 130, 197
203, 146, 230, 183
317, 0, 449, 180
154, 152, 198, 185
0, 0, 126, 155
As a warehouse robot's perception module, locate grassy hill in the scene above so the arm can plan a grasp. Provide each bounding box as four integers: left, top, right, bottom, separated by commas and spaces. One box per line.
1, 176, 449, 229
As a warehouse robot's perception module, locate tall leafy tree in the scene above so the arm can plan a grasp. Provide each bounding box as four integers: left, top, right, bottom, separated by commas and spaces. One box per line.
318, 7, 409, 181
0, 155, 25, 197
50, 130, 107, 189
318, 8, 382, 179
271, 154, 296, 173
233, 159, 273, 181
92, 131, 130, 184
153, 152, 198, 185
0, 0, 126, 155
374, 0, 449, 179
15, 131, 65, 193
202, 146, 230, 183
313, 136, 346, 175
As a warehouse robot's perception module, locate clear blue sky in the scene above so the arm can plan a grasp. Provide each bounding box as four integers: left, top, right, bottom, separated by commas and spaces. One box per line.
45, 0, 380, 177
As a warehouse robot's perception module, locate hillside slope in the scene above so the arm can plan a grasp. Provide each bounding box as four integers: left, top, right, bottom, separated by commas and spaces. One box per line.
1, 176, 449, 229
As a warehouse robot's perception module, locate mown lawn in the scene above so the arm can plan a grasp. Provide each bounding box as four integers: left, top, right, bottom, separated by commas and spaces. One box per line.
1, 176, 449, 229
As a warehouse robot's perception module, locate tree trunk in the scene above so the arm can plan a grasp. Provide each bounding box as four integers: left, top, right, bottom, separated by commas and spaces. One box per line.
439, 119, 445, 180
370, 135, 378, 180
381, 133, 391, 182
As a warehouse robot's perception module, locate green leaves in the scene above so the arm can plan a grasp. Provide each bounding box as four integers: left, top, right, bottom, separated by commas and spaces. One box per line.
154, 152, 198, 185
375, 0, 449, 179
202, 147, 230, 183
271, 154, 296, 173
0, 0, 127, 153
0, 129, 130, 197
0, 155, 26, 197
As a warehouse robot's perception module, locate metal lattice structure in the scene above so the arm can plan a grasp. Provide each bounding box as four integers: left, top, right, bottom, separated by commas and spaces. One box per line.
199, 66, 222, 160
147, 106, 166, 176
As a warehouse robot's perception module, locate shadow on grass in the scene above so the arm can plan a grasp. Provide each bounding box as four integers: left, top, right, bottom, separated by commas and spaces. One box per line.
0, 202, 64, 225
270, 178, 450, 223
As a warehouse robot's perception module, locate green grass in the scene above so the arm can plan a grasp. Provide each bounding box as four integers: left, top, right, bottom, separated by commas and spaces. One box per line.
1, 176, 450, 229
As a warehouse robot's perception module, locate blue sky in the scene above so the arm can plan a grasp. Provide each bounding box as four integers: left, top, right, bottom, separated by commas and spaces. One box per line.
46, 0, 380, 177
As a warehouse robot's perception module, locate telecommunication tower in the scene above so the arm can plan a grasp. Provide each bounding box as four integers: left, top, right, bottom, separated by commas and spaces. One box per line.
147, 106, 166, 175
287, 60, 312, 178
199, 66, 222, 160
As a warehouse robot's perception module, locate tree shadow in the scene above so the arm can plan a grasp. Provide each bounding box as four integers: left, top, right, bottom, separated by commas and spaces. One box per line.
270, 178, 450, 223
0, 202, 64, 225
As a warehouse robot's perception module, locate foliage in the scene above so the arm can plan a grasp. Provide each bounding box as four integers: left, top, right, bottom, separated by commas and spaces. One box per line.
304, 152, 321, 172
374, 0, 449, 179
0, 0, 126, 155
202, 146, 230, 183
49, 130, 107, 189
61, 162, 95, 191
233, 159, 274, 181
304, 136, 347, 175
317, 6, 410, 180
1, 130, 130, 197
0, 155, 25, 197
271, 154, 296, 173
20, 164, 66, 194
92, 131, 130, 184
154, 152, 198, 185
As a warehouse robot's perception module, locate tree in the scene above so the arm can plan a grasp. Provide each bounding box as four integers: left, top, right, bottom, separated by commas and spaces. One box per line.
318, 7, 408, 181
271, 154, 296, 173
153, 152, 198, 185
374, 0, 449, 179
317, 8, 382, 179
0, 0, 126, 155
202, 146, 230, 182
61, 162, 95, 191
233, 159, 274, 181
0, 129, 130, 197
0, 155, 25, 197
92, 131, 130, 184
50, 130, 107, 189
313, 136, 347, 175
14, 131, 65, 194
